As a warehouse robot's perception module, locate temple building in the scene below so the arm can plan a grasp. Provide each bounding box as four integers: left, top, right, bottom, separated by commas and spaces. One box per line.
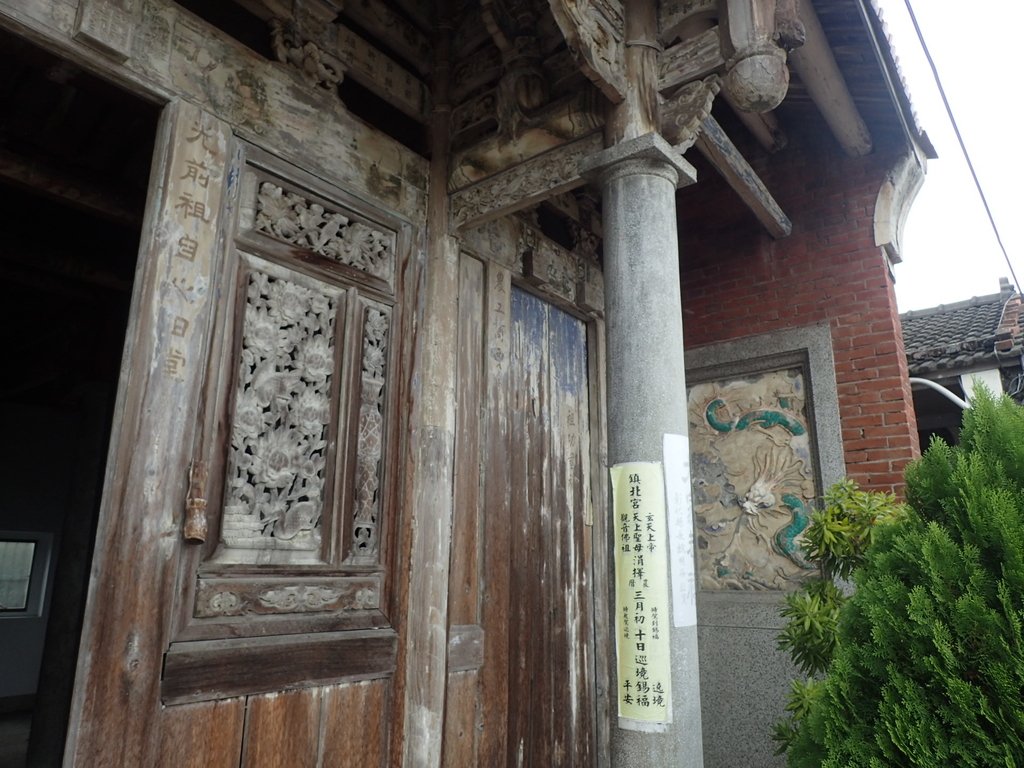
0, 1, 931, 766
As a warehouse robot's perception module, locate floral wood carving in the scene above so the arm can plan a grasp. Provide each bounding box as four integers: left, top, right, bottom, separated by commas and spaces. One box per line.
220, 269, 338, 557
194, 578, 380, 617
450, 132, 603, 228
255, 182, 396, 286
350, 304, 391, 564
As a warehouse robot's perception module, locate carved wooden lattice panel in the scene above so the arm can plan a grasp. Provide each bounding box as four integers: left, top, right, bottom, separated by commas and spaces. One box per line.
178, 160, 404, 640
218, 259, 344, 564
350, 300, 391, 565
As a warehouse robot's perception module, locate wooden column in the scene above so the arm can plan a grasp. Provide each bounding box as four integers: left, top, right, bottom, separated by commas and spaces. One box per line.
399, 6, 459, 767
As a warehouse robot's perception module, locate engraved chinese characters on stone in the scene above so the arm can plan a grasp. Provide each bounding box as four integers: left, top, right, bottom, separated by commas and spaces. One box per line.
220, 268, 338, 557
688, 368, 818, 591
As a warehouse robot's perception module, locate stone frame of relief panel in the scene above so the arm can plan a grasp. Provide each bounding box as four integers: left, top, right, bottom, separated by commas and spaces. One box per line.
165, 142, 412, 676
685, 326, 847, 768
684, 323, 846, 597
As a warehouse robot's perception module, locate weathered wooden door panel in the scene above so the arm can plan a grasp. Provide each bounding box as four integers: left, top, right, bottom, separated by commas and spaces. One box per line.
64, 95, 409, 767
442, 265, 597, 767
65, 100, 236, 766
158, 698, 246, 768
506, 287, 595, 767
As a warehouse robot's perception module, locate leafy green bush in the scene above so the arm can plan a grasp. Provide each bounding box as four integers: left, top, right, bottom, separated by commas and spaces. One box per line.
773, 480, 907, 755
787, 390, 1024, 767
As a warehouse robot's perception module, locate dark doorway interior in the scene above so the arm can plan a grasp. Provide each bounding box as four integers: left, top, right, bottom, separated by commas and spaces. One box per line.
0, 29, 158, 767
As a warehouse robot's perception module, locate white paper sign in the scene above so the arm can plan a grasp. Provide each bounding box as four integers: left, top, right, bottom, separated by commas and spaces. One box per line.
663, 433, 697, 628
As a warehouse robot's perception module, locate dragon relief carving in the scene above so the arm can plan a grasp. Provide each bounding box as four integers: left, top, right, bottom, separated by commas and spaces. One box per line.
255, 182, 396, 286
688, 368, 818, 591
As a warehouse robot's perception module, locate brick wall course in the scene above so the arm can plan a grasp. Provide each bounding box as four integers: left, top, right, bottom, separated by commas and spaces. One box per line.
679, 122, 920, 495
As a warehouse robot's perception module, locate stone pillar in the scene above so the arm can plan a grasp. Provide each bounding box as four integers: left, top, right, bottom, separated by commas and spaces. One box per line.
581, 132, 703, 767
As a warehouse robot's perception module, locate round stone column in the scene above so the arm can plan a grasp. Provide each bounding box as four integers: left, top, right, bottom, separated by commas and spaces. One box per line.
581, 132, 704, 767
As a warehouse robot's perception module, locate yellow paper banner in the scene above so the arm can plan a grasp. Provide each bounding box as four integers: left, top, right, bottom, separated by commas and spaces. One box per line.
610, 461, 673, 726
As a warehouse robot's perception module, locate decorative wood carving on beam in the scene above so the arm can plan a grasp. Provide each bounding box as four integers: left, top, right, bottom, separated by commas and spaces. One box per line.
661, 75, 720, 149
246, 0, 431, 119
659, 0, 717, 45
460, 213, 604, 316
451, 132, 603, 229
721, 0, 792, 112
548, 0, 627, 103
271, 18, 345, 89
659, 26, 725, 93
481, 0, 552, 139
449, 89, 603, 188
694, 115, 792, 238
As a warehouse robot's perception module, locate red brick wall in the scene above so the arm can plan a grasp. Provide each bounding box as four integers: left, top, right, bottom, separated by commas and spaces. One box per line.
678, 126, 920, 495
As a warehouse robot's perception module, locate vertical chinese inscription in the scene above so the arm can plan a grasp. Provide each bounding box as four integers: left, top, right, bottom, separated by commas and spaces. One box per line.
159, 107, 227, 383
611, 462, 673, 727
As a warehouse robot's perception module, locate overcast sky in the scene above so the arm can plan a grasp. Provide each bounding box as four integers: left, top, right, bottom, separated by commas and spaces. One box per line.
872, 0, 1024, 312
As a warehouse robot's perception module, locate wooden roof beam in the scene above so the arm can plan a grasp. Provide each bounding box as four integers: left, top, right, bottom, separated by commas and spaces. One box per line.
0, 148, 139, 227
721, 90, 787, 153
662, 77, 791, 239
695, 114, 792, 238
786, 0, 872, 157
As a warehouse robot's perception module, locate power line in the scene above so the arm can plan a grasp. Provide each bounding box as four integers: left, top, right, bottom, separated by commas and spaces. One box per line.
902, 0, 1021, 291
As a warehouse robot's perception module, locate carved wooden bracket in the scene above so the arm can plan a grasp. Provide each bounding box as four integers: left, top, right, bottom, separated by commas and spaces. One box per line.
481, 0, 552, 139
548, 0, 628, 103
661, 75, 720, 150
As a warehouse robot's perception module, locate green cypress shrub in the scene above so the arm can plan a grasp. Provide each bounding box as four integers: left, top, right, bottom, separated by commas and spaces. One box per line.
793, 390, 1024, 767
772, 480, 907, 763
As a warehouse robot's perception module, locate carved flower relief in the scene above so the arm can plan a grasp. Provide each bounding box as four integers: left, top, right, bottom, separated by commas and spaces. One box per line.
254, 184, 301, 240
299, 335, 333, 384
221, 269, 339, 554
362, 308, 390, 379
254, 182, 396, 285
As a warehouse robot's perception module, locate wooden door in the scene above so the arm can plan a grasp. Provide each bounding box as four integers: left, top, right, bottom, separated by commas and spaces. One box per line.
64, 100, 411, 766
442, 259, 600, 767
